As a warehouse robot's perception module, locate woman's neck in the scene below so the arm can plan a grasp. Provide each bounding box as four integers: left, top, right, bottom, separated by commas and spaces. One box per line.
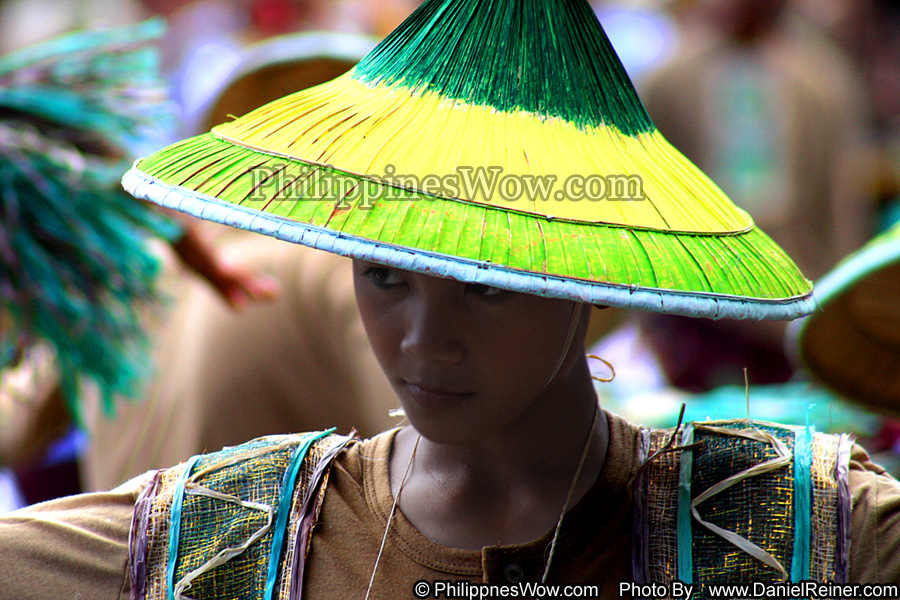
389, 360, 608, 550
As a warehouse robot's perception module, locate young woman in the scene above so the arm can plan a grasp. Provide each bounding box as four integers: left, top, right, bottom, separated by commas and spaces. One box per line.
3, 0, 899, 598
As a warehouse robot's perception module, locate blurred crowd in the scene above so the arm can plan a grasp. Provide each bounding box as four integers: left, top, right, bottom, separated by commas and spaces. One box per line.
2, 0, 900, 512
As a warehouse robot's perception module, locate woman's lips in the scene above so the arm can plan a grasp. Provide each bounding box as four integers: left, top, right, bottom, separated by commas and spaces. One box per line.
403, 381, 474, 409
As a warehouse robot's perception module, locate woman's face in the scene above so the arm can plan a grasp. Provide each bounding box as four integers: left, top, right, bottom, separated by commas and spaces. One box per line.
352, 261, 588, 445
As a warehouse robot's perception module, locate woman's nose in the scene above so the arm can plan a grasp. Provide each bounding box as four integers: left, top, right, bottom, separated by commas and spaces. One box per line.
400, 295, 465, 364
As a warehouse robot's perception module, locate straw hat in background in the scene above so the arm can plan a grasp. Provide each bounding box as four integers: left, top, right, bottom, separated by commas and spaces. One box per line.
793, 222, 900, 415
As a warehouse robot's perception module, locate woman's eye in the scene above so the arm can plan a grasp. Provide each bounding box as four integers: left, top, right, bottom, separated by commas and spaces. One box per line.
366, 267, 405, 288
467, 283, 503, 297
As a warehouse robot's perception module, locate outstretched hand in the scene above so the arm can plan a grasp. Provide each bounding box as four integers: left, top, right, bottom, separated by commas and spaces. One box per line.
169, 212, 280, 310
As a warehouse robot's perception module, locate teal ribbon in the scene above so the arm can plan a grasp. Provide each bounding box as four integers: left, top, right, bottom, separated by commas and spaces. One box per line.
167, 454, 202, 600
791, 426, 813, 582
264, 429, 336, 600
676, 423, 695, 584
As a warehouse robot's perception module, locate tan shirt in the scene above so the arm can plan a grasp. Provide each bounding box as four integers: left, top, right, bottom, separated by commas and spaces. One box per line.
2, 413, 899, 599
305, 414, 639, 599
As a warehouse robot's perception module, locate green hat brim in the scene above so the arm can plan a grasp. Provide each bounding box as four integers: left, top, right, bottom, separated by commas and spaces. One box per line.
124, 138, 813, 321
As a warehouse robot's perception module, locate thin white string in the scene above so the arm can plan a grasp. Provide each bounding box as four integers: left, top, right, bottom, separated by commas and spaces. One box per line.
364, 434, 420, 600
541, 402, 599, 583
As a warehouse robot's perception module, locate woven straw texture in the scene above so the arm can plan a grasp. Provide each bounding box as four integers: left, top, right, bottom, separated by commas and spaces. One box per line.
134, 433, 345, 600
638, 420, 845, 597
124, 0, 814, 321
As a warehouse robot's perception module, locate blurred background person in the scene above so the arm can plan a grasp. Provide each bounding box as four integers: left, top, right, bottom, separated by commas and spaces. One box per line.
0, 19, 179, 508
0, 0, 432, 503
632, 0, 879, 392
793, 0, 900, 229
0, 16, 275, 508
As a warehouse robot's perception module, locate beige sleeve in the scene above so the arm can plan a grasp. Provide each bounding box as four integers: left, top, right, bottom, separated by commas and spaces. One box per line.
849, 443, 900, 583
0, 472, 148, 599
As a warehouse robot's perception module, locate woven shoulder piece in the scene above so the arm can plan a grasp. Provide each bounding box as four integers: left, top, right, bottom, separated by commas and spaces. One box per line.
129, 431, 353, 600
631, 420, 852, 597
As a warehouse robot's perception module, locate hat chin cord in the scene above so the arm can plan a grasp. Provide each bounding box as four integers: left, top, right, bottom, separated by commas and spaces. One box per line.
543, 302, 586, 392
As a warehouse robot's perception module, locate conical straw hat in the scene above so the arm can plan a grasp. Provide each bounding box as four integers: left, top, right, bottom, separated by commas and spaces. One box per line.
123, 0, 814, 320
189, 32, 377, 135
793, 223, 900, 414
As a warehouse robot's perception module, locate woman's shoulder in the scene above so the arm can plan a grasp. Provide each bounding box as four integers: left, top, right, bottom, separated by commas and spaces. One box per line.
331, 427, 400, 481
